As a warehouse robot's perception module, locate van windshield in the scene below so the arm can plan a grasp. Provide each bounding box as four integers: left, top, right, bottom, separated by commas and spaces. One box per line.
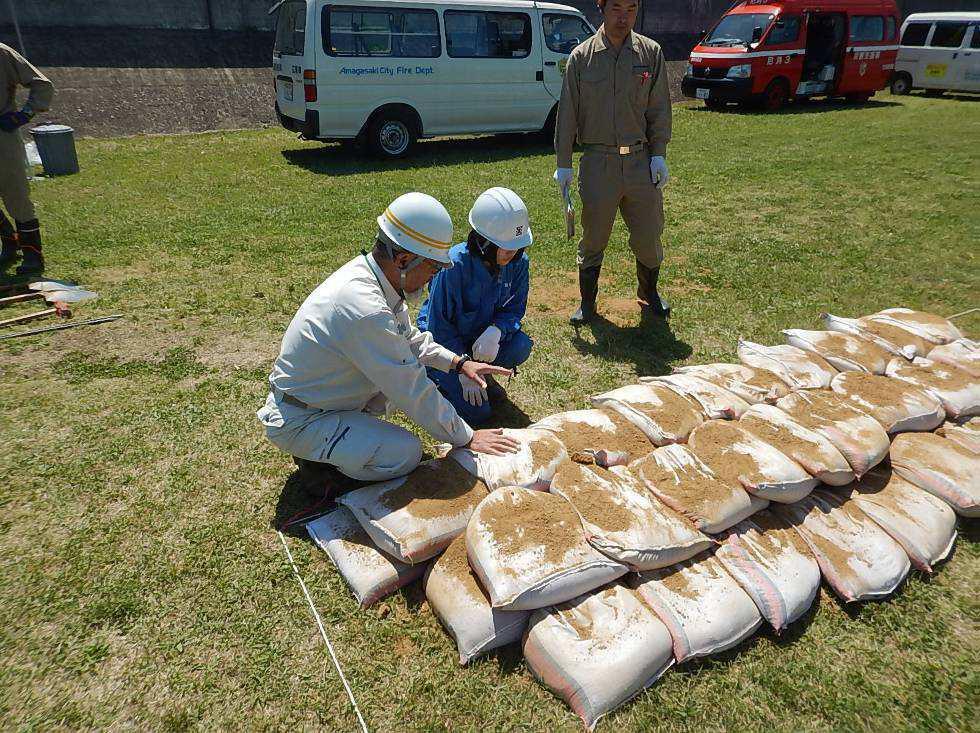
704, 13, 773, 46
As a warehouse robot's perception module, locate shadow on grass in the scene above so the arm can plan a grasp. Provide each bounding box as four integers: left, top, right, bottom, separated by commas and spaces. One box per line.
572, 312, 693, 376
271, 465, 367, 539
692, 97, 902, 116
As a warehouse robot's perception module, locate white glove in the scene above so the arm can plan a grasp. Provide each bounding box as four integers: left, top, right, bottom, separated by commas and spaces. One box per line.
553, 167, 573, 196
459, 374, 488, 407
649, 156, 669, 190
472, 325, 502, 363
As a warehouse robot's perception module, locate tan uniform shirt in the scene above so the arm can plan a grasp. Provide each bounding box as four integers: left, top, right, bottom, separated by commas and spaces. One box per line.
0, 43, 53, 117
555, 27, 671, 168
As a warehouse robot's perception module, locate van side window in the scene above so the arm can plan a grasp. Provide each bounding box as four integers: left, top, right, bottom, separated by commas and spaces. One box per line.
973, 26, 980, 49
850, 16, 884, 42
445, 11, 532, 58
542, 14, 593, 54
930, 21, 969, 48
275, 0, 307, 55
766, 15, 800, 45
885, 17, 896, 40
901, 22, 930, 46
325, 6, 441, 58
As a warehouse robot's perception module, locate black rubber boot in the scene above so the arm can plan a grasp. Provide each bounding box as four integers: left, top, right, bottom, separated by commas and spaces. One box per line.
15, 220, 43, 276
570, 266, 601, 325
0, 214, 16, 266
637, 260, 670, 320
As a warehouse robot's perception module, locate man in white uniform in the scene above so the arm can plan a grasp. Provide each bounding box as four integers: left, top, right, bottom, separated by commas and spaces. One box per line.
258, 192, 519, 483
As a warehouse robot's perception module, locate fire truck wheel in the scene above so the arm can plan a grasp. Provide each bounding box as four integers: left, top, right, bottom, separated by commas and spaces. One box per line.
762, 78, 790, 112
890, 72, 912, 95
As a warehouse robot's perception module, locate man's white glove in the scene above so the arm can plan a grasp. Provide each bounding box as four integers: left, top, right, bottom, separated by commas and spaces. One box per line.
554, 167, 574, 197
459, 374, 488, 407
472, 325, 502, 363
649, 156, 669, 190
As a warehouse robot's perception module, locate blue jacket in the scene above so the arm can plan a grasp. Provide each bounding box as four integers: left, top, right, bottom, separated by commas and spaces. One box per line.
418, 242, 529, 355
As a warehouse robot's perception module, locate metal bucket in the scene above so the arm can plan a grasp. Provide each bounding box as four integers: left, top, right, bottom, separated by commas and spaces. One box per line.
30, 124, 80, 176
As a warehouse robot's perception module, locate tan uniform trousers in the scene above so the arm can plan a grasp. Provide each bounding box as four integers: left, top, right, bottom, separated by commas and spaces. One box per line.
0, 129, 34, 222
577, 147, 663, 271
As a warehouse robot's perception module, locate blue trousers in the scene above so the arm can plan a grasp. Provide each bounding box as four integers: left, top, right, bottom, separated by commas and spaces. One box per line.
427, 330, 533, 425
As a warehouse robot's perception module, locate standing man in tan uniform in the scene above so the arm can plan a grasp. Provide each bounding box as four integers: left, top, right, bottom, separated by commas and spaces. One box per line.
0, 43, 53, 275
554, 0, 672, 325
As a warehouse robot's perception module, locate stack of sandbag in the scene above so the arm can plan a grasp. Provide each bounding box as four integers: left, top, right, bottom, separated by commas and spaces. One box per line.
640, 373, 751, 419
590, 383, 705, 445
783, 329, 892, 374
737, 339, 838, 389
928, 339, 979, 378
450, 428, 567, 490
829, 372, 945, 434
889, 432, 980, 517
531, 408, 654, 466
466, 486, 627, 610
307, 507, 428, 608
631, 444, 768, 534
424, 536, 531, 665
338, 458, 488, 563
714, 511, 821, 632
523, 583, 675, 731
672, 363, 790, 405
936, 417, 980, 453
549, 460, 713, 569
686, 419, 817, 503
885, 357, 980, 419
773, 491, 910, 602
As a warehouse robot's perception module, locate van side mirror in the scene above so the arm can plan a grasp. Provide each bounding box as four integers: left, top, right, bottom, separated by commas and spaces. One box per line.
698, 28, 706, 40
751, 26, 763, 43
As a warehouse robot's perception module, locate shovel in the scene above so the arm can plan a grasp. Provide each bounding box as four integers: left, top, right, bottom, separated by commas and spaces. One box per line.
562, 185, 575, 240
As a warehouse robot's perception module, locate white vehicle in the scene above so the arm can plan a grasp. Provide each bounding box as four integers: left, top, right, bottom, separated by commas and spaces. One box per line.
891, 12, 980, 95
272, 0, 595, 157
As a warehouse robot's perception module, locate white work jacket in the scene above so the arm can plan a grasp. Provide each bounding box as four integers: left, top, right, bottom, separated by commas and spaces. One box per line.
267, 252, 474, 447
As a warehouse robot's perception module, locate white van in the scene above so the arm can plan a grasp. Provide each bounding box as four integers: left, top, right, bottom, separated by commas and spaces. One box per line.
891, 12, 980, 95
272, 0, 595, 157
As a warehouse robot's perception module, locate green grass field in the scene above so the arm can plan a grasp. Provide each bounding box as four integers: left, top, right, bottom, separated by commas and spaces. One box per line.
2, 93, 978, 731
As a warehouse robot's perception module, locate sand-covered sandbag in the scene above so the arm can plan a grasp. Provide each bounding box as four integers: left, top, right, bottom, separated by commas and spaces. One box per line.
737, 339, 837, 389
687, 420, 817, 503
838, 471, 957, 573
424, 536, 530, 664
640, 373, 751, 419
631, 444, 767, 534
673, 363, 790, 405
523, 583, 674, 731
590, 383, 705, 445
889, 432, 980, 517
936, 418, 980, 454
865, 307, 963, 345
821, 312, 923, 360
306, 508, 428, 608
550, 460, 713, 570
466, 487, 627, 611
783, 329, 891, 374
830, 372, 945, 434
775, 390, 889, 477
715, 511, 821, 631
531, 408, 654, 467
885, 357, 980, 419
450, 428, 567, 490
928, 339, 980, 379
773, 491, 910, 602
631, 553, 762, 662
739, 404, 854, 486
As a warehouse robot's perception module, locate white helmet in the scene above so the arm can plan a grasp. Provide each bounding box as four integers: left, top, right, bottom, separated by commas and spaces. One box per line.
468, 187, 532, 251
377, 192, 454, 265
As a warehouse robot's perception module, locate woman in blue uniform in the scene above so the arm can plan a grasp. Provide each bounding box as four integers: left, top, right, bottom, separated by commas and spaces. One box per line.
418, 187, 533, 425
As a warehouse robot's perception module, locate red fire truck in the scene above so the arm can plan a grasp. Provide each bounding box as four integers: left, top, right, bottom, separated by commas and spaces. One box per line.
681, 0, 900, 110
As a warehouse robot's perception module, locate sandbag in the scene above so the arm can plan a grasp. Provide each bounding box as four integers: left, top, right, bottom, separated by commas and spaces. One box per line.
715, 510, 821, 632
885, 357, 980, 419
631, 444, 767, 534
449, 428, 567, 490
936, 418, 980, 454
424, 536, 530, 664
737, 339, 837, 389
864, 307, 963, 346
838, 470, 957, 573
523, 583, 674, 731
465, 487, 627, 611
337, 458, 488, 564
673, 362, 790, 405
830, 371, 945, 434
775, 390, 889, 477
928, 339, 980, 379
531, 408, 654, 467
889, 432, 980, 517
640, 373, 751, 419
590, 383, 705, 445
306, 508, 427, 608
550, 460, 713, 570
822, 312, 922, 360
773, 491, 910, 602
687, 420, 817, 503
783, 329, 891, 374
739, 404, 854, 486
631, 553, 762, 662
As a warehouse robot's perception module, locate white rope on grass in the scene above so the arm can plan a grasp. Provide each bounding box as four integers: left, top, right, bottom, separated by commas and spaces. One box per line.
277, 530, 369, 733
947, 308, 978, 321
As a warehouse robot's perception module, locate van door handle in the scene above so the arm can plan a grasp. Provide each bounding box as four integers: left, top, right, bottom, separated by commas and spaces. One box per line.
536, 70, 544, 81
544, 61, 556, 66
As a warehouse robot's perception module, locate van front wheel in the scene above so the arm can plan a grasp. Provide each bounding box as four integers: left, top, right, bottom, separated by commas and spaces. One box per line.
368, 114, 416, 159
890, 72, 912, 95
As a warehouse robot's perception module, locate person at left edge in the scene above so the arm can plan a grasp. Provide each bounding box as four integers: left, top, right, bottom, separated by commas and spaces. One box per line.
258, 192, 520, 484
418, 187, 533, 425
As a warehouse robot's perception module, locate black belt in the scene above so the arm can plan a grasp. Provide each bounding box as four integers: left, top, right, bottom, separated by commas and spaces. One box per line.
276, 389, 311, 410
582, 143, 647, 155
